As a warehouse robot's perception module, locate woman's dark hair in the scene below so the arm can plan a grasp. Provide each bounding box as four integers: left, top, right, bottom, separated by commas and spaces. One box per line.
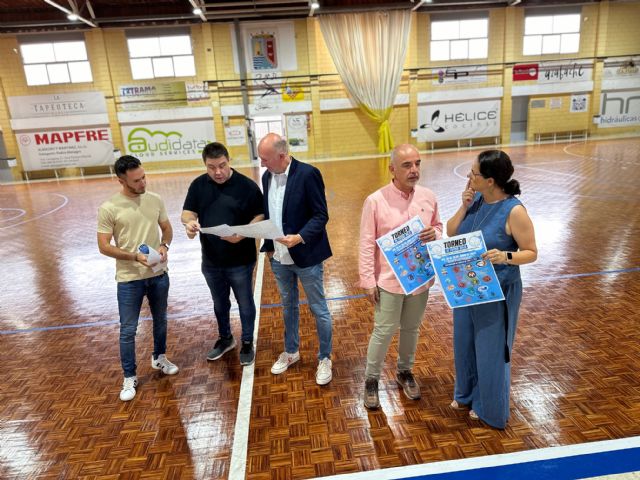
114, 155, 141, 178
477, 150, 521, 196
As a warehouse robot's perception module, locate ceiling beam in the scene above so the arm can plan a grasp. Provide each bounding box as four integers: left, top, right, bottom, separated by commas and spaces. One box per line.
43, 0, 97, 27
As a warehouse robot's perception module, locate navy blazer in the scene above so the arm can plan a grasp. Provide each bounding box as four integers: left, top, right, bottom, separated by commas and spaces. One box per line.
261, 157, 332, 268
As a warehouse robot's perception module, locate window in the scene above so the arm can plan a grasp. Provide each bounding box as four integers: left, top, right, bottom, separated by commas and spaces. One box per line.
20, 40, 92, 86
430, 17, 488, 62
523, 13, 581, 55
127, 33, 196, 80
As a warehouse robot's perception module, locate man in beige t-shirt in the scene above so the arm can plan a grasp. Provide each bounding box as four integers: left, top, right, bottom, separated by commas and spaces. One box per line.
97, 155, 179, 402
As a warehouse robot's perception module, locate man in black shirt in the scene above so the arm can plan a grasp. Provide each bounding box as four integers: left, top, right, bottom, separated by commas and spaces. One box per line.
182, 142, 264, 365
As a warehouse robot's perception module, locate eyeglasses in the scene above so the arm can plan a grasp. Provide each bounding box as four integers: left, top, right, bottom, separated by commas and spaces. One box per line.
468, 169, 484, 178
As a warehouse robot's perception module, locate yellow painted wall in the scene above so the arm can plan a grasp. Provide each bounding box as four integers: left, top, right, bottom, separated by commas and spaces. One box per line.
527, 95, 590, 140
0, 2, 639, 180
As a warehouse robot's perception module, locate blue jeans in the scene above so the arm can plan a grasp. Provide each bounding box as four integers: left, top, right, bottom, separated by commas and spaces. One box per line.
201, 262, 256, 343
117, 272, 169, 377
270, 259, 332, 360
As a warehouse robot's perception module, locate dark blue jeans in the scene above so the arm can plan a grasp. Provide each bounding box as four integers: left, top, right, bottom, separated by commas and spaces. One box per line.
117, 272, 169, 377
201, 262, 256, 343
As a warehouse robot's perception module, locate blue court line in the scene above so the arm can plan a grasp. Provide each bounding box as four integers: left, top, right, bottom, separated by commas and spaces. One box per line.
316, 437, 640, 480
402, 447, 640, 480
2, 266, 638, 336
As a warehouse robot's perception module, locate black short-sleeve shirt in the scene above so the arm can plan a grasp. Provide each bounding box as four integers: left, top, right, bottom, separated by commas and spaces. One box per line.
183, 169, 264, 267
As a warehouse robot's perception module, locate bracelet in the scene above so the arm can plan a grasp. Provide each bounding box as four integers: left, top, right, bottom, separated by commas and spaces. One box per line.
160, 242, 170, 251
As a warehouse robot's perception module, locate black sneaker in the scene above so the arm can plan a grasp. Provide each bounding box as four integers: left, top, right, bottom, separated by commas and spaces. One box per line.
239, 341, 255, 366
207, 336, 236, 361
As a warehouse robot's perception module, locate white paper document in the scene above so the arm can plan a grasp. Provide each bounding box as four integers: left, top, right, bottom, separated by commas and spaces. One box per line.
201, 220, 284, 240
200, 224, 236, 237
138, 244, 167, 273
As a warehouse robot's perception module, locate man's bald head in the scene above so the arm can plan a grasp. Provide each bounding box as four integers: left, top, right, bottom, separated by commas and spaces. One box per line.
258, 133, 290, 174
389, 144, 422, 194
390, 144, 420, 167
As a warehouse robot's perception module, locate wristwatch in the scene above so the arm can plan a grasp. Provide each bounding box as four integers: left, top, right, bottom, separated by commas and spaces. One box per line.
160, 242, 170, 251
506, 251, 513, 262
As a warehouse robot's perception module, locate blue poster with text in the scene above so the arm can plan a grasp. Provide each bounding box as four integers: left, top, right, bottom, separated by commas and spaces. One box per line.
376, 216, 435, 295
427, 231, 505, 308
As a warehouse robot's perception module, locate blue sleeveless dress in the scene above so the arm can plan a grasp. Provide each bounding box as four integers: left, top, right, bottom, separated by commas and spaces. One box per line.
452, 193, 523, 429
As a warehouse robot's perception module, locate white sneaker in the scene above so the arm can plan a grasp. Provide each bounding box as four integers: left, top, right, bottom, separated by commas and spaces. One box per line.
316, 358, 332, 385
271, 351, 300, 374
120, 376, 138, 401
151, 354, 179, 375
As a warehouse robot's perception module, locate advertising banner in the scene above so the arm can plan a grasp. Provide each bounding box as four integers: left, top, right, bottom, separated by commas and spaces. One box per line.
538, 60, 592, 84
603, 56, 640, 80
121, 120, 215, 161
224, 125, 247, 146
513, 63, 539, 81
285, 114, 308, 152
599, 90, 640, 127
417, 99, 501, 142
17, 128, 113, 171
432, 66, 487, 85
118, 82, 209, 110
8, 92, 107, 119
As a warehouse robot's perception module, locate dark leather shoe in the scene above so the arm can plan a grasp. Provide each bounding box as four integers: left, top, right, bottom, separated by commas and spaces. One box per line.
396, 370, 421, 400
364, 377, 380, 409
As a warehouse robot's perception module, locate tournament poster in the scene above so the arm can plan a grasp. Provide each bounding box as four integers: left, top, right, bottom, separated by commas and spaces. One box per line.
375, 216, 435, 295
427, 231, 505, 308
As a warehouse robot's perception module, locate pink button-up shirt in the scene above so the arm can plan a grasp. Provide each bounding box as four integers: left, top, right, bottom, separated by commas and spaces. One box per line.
359, 181, 443, 295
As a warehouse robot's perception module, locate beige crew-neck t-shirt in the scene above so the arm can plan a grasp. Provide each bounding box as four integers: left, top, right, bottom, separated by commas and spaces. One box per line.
97, 191, 168, 282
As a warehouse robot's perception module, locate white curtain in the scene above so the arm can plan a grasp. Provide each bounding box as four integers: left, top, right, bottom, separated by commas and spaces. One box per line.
319, 10, 411, 153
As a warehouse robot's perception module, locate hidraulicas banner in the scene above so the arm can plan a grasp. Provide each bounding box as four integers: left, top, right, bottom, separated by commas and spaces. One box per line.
599, 90, 640, 128
17, 128, 114, 171
417, 100, 501, 142
121, 120, 215, 161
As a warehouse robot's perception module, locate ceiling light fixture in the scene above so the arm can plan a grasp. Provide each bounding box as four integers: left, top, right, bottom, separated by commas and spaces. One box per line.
310, 1, 320, 9
507, 0, 522, 5
44, 0, 97, 27
187, 0, 207, 21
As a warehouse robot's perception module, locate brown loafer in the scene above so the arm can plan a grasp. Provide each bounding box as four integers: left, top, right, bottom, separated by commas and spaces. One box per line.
396, 370, 421, 400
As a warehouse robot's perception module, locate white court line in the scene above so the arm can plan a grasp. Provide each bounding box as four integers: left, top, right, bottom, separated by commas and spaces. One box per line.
228, 251, 266, 480
453, 158, 584, 181
314, 436, 640, 480
0, 193, 68, 230
0, 208, 26, 222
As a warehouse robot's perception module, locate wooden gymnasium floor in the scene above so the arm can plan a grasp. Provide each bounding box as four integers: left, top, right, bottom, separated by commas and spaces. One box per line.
1, 137, 640, 479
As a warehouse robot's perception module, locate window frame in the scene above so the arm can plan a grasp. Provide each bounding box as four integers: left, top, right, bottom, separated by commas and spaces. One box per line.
523, 10, 582, 56
19, 36, 93, 86
429, 14, 489, 62
125, 29, 196, 80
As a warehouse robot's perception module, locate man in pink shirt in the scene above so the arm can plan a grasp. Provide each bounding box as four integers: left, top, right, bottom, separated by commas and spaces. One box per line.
359, 143, 443, 409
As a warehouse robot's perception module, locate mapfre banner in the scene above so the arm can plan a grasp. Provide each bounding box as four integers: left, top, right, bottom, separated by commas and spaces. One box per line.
17, 128, 114, 171
417, 100, 501, 142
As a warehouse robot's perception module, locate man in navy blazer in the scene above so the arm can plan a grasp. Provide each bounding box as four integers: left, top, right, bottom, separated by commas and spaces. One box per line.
258, 133, 334, 385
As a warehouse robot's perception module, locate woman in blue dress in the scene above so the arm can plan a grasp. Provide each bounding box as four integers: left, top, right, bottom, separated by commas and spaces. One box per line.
446, 150, 537, 429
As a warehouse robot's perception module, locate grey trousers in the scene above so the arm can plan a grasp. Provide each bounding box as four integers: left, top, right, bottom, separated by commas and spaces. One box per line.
364, 287, 429, 379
